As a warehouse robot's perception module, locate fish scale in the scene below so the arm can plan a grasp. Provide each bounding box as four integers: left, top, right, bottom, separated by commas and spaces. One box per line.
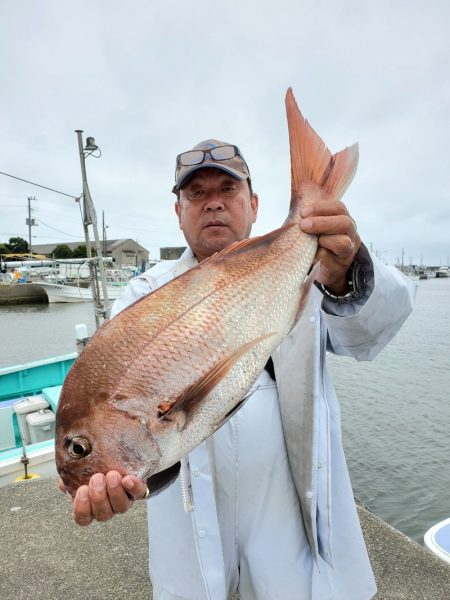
117, 228, 312, 399
56, 88, 359, 496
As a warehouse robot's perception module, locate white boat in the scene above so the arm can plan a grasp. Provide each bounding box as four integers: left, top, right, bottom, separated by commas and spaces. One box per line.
435, 267, 449, 278
35, 280, 129, 303
424, 518, 450, 564
33, 264, 137, 303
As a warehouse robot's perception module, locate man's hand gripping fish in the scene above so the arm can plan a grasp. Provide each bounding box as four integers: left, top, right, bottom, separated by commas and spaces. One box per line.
55, 88, 359, 497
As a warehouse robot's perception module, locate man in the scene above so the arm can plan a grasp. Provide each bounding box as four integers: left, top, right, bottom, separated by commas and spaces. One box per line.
64, 140, 416, 599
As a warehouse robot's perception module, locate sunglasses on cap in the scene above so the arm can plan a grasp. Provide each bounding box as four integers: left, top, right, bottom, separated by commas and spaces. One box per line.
176, 144, 248, 169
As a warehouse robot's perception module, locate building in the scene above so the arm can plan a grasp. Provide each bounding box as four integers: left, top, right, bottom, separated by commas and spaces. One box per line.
32, 239, 149, 268
106, 239, 149, 267
160, 246, 186, 260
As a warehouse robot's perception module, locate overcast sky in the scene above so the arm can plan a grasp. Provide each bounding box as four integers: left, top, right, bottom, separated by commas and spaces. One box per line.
1, 0, 449, 266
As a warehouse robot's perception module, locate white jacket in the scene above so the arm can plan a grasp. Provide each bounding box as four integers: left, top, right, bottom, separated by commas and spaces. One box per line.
111, 246, 416, 600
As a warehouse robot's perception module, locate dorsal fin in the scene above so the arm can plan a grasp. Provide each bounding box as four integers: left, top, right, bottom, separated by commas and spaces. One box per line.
198, 224, 296, 267
290, 261, 321, 331
201, 236, 263, 264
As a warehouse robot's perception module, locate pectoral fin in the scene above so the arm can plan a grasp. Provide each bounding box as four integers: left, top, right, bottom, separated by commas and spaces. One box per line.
157, 400, 175, 417
159, 332, 276, 423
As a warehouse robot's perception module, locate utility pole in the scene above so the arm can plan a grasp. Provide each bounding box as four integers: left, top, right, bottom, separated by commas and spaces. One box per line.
102, 210, 109, 256
102, 210, 105, 255
75, 130, 109, 328
26, 196, 37, 256
401, 247, 405, 272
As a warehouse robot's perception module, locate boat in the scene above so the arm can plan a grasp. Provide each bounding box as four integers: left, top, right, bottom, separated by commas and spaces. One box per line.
0, 257, 132, 304
0, 353, 76, 485
435, 267, 449, 278
424, 518, 450, 564
32, 265, 137, 303
35, 279, 128, 303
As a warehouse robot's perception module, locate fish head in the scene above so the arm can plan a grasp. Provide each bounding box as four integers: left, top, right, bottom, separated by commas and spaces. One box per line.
55, 393, 162, 498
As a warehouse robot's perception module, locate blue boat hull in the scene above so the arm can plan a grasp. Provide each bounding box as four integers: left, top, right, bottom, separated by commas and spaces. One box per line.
0, 353, 77, 485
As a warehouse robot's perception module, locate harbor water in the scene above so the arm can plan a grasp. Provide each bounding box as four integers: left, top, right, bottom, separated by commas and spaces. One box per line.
0, 277, 449, 544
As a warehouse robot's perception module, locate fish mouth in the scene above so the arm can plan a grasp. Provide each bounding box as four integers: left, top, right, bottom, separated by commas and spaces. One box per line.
58, 467, 86, 498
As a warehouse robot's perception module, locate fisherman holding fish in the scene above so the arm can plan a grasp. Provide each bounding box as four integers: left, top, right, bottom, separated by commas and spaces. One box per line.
59, 90, 416, 600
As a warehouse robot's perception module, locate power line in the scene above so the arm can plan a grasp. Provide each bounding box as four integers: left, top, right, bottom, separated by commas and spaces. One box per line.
0, 170, 79, 199
32, 234, 84, 241
34, 218, 84, 239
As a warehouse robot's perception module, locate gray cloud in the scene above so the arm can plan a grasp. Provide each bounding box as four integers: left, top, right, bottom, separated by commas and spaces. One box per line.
1, 0, 449, 265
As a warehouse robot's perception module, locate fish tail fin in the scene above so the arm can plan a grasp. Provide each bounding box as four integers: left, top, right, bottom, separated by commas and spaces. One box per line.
324, 143, 359, 201
285, 87, 359, 222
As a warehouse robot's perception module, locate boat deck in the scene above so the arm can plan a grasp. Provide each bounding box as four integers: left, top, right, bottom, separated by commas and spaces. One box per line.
1, 478, 450, 599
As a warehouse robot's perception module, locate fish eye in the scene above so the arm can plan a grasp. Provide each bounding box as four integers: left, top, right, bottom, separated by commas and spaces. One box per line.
68, 436, 92, 459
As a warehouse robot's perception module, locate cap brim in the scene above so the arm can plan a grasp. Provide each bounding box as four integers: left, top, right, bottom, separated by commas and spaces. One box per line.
173, 163, 248, 192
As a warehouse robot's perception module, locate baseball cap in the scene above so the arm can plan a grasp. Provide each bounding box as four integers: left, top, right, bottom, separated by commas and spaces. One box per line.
173, 139, 251, 192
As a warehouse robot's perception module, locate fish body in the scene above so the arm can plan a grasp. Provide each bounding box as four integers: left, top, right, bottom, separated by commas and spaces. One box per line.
56, 89, 358, 496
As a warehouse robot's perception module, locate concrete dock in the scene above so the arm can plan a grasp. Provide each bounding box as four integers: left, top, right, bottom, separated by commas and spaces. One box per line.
0, 283, 47, 305
1, 477, 449, 599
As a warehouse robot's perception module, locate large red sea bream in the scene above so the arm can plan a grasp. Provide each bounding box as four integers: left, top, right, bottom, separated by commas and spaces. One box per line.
56, 88, 358, 496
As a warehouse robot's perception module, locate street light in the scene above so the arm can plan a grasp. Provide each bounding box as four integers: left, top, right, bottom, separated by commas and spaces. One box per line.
75, 129, 109, 327
85, 137, 98, 151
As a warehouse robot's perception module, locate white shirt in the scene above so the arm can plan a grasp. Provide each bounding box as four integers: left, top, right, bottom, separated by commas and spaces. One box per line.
212, 369, 313, 599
